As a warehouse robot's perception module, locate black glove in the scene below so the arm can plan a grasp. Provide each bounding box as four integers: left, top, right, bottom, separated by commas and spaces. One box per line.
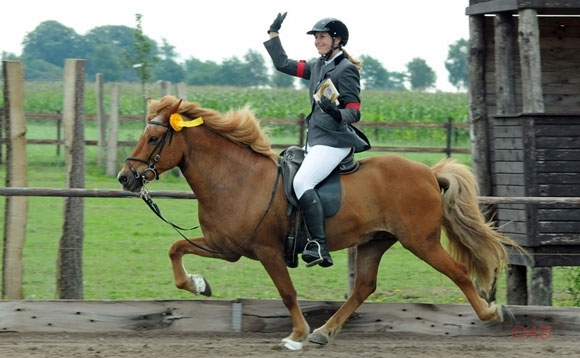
318, 96, 342, 122
268, 12, 287, 34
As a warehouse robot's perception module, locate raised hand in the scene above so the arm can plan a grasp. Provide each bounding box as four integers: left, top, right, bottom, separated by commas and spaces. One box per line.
268, 12, 287, 34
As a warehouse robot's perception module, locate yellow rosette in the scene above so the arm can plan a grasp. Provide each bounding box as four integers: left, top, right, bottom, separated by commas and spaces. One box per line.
169, 113, 204, 131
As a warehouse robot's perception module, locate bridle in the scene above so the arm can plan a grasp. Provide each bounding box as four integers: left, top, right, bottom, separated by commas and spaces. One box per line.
124, 119, 197, 231
123, 118, 282, 256
125, 120, 174, 185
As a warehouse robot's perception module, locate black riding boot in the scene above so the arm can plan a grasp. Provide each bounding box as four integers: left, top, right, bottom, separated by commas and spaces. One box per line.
299, 189, 333, 268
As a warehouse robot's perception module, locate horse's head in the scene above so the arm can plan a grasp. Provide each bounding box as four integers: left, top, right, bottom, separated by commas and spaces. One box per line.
117, 98, 186, 192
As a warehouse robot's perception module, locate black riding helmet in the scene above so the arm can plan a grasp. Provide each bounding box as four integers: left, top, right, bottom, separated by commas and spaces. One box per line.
306, 18, 349, 46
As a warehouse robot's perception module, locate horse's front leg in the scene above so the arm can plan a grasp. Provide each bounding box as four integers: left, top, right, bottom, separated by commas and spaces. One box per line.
258, 250, 310, 351
168, 237, 236, 296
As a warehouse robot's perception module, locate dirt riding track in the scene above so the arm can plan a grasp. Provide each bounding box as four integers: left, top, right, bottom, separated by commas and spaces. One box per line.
1, 331, 579, 357
1, 300, 579, 357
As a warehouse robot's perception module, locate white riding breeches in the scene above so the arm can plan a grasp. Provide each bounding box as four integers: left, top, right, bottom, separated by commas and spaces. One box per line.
293, 145, 351, 200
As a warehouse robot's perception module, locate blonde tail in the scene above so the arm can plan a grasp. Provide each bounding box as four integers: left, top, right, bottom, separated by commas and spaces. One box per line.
432, 159, 520, 296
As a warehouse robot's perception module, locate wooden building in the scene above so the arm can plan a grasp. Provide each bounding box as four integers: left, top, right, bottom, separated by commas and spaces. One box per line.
465, 0, 580, 305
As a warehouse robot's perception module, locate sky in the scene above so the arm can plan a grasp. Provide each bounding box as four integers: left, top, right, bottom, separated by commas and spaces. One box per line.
1, 1, 470, 91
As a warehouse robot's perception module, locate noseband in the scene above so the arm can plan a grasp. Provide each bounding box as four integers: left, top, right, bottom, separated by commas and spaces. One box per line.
125, 120, 174, 185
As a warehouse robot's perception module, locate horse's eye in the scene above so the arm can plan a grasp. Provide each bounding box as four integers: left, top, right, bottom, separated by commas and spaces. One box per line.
148, 136, 158, 144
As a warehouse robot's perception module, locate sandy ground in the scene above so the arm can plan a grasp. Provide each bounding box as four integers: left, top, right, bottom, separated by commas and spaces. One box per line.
0, 331, 578, 358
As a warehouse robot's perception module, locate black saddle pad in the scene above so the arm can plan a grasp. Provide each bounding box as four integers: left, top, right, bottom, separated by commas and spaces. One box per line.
279, 147, 360, 268
280, 147, 347, 217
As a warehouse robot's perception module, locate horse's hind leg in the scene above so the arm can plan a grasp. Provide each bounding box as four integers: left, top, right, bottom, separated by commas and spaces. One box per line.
309, 237, 396, 345
405, 239, 503, 322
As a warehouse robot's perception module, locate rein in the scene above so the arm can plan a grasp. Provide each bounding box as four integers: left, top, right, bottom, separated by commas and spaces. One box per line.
126, 119, 283, 256
139, 186, 200, 231
144, 166, 281, 256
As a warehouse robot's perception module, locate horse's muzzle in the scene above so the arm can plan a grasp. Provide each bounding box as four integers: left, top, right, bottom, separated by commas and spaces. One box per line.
117, 170, 143, 193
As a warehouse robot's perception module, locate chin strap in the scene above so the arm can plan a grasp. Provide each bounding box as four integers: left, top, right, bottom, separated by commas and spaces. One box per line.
324, 38, 341, 60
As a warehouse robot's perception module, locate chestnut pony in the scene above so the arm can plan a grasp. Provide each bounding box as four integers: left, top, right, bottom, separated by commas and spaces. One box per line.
118, 96, 518, 350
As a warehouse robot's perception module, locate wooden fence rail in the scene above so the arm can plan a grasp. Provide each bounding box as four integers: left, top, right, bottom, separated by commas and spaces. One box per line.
1, 113, 471, 155
23, 112, 471, 128
1, 187, 579, 206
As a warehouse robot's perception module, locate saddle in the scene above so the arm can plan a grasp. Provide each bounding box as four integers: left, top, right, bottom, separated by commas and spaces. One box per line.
279, 146, 359, 268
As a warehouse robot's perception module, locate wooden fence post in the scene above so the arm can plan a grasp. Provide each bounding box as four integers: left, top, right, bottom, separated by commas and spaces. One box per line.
347, 247, 356, 296
161, 81, 171, 96
56, 111, 62, 156
445, 117, 452, 157
176, 82, 187, 101
298, 114, 305, 147
95, 73, 106, 168
2, 60, 28, 299
57, 59, 86, 299
106, 84, 120, 177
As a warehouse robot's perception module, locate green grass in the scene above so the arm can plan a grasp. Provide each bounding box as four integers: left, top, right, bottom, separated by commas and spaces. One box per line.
0, 84, 576, 306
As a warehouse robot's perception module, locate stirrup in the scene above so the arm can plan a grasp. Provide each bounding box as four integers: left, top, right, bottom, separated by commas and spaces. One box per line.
302, 240, 324, 267
305, 256, 323, 267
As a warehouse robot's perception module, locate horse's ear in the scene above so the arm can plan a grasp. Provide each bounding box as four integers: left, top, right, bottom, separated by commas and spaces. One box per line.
164, 99, 183, 121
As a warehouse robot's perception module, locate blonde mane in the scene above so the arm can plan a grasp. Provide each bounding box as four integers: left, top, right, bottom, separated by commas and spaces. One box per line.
147, 96, 278, 163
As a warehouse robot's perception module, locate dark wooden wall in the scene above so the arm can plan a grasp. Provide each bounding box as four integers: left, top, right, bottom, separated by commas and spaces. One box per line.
466, 0, 580, 306
483, 16, 580, 114
474, 12, 580, 268
492, 114, 580, 266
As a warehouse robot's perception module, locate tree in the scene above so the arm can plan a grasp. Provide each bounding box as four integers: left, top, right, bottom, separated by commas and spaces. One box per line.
384, 72, 407, 91
271, 71, 295, 88
1, 52, 19, 61
220, 56, 246, 86
184, 57, 220, 85
21, 21, 84, 80
360, 55, 389, 89
123, 14, 159, 115
20, 58, 63, 81
124, 14, 158, 87
84, 25, 138, 81
242, 50, 269, 87
89, 44, 131, 82
445, 38, 469, 91
153, 59, 186, 83
216, 50, 269, 87
159, 38, 178, 61
360, 55, 406, 91
22, 21, 84, 66
406, 57, 436, 91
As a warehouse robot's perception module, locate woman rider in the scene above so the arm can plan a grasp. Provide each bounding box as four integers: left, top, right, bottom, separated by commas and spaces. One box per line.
264, 13, 370, 268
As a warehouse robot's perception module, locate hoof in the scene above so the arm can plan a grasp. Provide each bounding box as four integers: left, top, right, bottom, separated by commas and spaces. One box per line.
501, 305, 515, 322
280, 338, 303, 351
190, 274, 212, 296
308, 331, 329, 345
